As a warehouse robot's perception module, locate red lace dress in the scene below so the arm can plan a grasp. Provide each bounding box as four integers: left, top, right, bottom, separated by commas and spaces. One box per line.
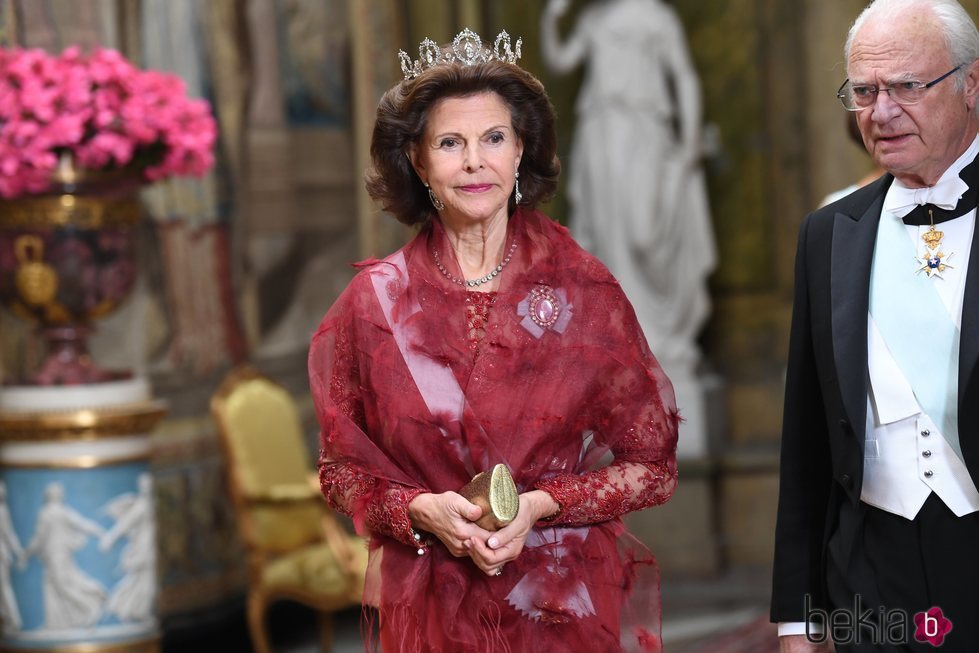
311, 208, 679, 653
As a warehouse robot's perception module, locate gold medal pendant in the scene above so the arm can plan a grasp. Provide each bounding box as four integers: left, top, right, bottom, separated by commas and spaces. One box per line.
916, 209, 954, 278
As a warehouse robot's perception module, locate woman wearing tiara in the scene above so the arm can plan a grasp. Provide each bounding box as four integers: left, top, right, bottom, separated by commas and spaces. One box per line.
310, 28, 678, 652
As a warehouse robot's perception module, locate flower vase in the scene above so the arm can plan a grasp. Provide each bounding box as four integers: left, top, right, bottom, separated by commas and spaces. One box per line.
0, 158, 143, 385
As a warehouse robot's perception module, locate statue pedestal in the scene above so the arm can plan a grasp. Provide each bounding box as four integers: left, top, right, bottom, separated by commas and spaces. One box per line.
0, 379, 166, 653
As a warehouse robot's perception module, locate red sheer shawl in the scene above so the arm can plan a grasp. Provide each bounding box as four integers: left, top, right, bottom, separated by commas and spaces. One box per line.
310, 208, 679, 652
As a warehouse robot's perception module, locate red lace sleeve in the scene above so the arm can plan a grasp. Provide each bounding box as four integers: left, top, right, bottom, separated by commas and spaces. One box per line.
534, 461, 676, 526
533, 420, 678, 526
319, 460, 427, 547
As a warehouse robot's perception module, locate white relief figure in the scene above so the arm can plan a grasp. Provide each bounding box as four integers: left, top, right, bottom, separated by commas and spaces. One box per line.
23, 483, 107, 630
541, 0, 717, 456
99, 473, 156, 623
0, 481, 25, 632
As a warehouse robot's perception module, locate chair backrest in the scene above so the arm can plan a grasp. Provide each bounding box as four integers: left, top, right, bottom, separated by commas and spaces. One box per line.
211, 365, 324, 556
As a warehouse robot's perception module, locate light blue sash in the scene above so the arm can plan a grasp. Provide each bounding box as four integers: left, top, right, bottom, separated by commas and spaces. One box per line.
869, 213, 962, 459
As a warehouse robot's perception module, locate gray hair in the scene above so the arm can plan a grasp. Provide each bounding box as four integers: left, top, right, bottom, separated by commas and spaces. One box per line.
845, 0, 979, 91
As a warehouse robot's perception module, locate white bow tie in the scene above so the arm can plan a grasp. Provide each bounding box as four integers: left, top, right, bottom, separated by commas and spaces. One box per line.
883, 174, 969, 218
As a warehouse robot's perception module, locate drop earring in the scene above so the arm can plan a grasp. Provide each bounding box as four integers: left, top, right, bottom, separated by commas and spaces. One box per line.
514, 170, 522, 204
425, 183, 445, 211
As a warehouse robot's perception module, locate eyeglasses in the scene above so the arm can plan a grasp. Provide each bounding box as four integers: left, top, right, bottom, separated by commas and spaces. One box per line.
836, 66, 961, 111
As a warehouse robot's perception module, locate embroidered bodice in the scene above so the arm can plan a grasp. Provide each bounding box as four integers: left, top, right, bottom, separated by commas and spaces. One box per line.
466, 290, 497, 358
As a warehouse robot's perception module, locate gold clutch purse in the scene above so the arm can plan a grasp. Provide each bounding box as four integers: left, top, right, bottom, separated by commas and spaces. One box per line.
459, 463, 519, 531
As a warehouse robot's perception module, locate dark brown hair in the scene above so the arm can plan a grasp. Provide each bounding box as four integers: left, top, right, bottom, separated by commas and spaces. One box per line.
365, 59, 561, 226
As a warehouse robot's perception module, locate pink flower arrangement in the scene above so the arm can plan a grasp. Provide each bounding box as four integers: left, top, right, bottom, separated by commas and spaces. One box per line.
0, 46, 217, 198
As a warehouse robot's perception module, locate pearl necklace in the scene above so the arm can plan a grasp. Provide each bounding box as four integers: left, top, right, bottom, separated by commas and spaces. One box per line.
433, 241, 517, 288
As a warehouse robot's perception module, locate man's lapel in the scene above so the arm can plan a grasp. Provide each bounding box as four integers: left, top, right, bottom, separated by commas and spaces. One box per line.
831, 185, 888, 440
959, 155, 979, 417
959, 212, 979, 423
954, 151, 979, 479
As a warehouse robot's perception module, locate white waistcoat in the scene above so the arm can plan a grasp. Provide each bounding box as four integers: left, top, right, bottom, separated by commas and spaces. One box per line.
863, 192, 979, 519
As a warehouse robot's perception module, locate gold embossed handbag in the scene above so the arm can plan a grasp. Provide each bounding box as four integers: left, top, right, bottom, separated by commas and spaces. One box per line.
458, 463, 519, 530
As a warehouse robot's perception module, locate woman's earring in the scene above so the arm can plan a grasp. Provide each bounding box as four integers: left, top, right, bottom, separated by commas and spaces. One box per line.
514, 171, 523, 204
425, 183, 445, 211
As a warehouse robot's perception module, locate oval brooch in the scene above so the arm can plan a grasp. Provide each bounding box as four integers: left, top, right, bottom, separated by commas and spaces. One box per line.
517, 284, 573, 338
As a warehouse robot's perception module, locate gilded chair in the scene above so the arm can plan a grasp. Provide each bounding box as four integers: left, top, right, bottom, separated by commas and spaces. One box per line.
211, 365, 367, 653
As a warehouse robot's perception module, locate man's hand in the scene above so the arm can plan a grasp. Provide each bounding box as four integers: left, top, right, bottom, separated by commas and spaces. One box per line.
780, 634, 832, 653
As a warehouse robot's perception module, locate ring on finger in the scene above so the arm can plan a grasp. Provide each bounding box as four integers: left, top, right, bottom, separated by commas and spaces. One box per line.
495, 566, 504, 576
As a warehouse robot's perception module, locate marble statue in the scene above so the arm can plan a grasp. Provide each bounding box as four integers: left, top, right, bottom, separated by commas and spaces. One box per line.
24, 483, 107, 630
541, 0, 716, 457
100, 474, 157, 623
0, 481, 24, 631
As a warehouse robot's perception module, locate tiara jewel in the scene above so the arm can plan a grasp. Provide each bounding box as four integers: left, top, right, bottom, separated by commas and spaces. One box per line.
398, 28, 522, 81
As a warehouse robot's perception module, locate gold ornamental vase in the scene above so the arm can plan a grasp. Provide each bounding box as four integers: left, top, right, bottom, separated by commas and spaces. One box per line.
0, 156, 144, 385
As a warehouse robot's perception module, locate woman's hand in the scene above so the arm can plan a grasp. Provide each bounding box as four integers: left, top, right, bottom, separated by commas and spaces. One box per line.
408, 492, 492, 557
465, 490, 559, 577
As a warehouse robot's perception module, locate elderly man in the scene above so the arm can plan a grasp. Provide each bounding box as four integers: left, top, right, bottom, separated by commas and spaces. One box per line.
772, 1, 979, 652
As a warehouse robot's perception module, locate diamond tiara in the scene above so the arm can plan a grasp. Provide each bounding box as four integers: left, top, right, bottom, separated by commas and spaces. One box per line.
398, 28, 522, 81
